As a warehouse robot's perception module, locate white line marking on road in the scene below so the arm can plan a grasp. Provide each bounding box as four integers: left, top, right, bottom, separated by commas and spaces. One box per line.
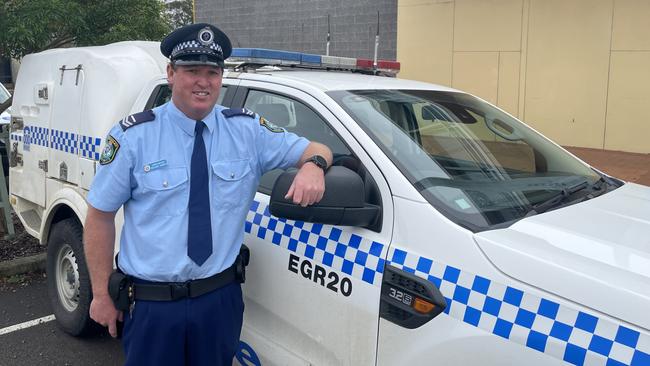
0, 314, 56, 335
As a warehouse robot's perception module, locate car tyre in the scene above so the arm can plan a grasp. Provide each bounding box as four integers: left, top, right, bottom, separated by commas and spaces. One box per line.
46, 218, 99, 336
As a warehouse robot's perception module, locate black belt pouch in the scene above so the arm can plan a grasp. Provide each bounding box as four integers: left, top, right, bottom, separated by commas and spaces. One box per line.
108, 271, 131, 311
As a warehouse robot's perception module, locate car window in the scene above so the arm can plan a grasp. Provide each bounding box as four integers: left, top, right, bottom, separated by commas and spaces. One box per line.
150, 85, 228, 108
0, 84, 10, 104
330, 89, 604, 232
411, 101, 536, 173
243, 89, 353, 193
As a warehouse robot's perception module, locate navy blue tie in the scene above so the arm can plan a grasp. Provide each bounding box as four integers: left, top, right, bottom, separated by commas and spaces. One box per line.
187, 120, 212, 265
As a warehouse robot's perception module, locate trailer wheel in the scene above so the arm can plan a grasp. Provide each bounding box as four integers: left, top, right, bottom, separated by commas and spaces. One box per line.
46, 218, 97, 336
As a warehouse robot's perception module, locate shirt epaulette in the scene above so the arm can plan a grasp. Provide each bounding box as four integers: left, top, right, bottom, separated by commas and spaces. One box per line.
221, 108, 256, 119
119, 110, 156, 131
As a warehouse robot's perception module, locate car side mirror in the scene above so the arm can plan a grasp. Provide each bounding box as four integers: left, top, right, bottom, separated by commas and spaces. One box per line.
269, 166, 381, 229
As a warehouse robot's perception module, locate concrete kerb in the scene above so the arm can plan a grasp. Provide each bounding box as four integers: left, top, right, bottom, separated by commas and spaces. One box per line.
0, 253, 46, 278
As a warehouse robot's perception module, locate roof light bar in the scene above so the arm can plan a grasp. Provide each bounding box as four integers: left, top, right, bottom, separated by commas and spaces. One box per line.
300, 53, 321, 65
228, 48, 400, 75
230, 48, 301, 65
356, 59, 374, 69
377, 60, 401, 72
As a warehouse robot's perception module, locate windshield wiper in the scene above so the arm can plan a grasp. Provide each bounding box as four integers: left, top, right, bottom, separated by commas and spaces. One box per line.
524, 180, 589, 217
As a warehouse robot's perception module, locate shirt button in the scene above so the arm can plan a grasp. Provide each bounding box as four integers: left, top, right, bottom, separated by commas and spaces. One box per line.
162, 180, 168, 188
230, 173, 235, 179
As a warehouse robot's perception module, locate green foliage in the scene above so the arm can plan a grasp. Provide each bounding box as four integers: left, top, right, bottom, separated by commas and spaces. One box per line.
166, 0, 194, 29
0, 0, 174, 59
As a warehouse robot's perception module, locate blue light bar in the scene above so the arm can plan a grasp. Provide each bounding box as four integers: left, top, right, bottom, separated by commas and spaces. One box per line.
300, 53, 321, 65
231, 48, 301, 63
227, 48, 400, 75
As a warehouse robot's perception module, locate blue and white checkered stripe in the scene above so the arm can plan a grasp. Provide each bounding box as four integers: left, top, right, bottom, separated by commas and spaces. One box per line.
17, 126, 102, 161
245, 201, 650, 365
245, 200, 649, 365
245, 200, 387, 285
29, 126, 49, 147
79, 135, 102, 160
50, 129, 78, 154
389, 247, 650, 366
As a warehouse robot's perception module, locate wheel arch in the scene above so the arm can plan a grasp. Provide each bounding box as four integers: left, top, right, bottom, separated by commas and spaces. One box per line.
40, 188, 88, 246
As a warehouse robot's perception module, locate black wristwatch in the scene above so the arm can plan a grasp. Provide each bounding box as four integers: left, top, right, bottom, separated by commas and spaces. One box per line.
305, 155, 328, 172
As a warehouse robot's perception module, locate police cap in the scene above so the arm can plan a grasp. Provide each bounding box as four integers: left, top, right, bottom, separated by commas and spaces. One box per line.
160, 23, 232, 68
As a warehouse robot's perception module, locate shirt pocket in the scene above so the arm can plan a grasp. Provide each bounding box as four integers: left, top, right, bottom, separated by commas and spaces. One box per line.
211, 159, 254, 208
140, 167, 189, 216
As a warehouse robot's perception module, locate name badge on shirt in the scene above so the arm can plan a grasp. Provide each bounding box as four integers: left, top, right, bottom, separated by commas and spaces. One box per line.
144, 159, 167, 172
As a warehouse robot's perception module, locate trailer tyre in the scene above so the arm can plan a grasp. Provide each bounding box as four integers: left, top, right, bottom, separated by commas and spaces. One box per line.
46, 218, 98, 336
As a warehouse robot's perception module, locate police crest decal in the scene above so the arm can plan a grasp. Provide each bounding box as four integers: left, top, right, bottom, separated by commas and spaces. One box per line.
100, 135, 120, 165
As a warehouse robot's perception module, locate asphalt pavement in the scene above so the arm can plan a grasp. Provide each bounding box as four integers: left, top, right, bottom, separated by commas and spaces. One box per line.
0, 273, 123, 366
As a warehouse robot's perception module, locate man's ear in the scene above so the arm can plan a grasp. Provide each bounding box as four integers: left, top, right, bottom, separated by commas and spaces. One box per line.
166, 63, 175, 84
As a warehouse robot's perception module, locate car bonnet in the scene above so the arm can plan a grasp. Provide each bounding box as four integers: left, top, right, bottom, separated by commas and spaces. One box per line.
474, 182, 650, 331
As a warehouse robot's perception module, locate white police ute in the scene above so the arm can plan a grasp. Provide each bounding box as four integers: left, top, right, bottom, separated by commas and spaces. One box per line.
8, 43, 650, 366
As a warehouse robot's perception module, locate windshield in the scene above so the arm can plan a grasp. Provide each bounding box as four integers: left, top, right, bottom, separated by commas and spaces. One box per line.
329, 89, 615, 232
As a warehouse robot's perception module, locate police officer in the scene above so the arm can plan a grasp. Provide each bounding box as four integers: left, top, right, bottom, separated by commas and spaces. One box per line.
84, 23, 332, 365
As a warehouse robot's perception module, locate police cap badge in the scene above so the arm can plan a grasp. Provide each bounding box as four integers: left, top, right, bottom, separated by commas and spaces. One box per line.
160, 23, 232, 68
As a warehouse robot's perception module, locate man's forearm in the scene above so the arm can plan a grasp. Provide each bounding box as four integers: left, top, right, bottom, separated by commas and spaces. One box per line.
84, 207, 117, 297
298, 142, 333, 168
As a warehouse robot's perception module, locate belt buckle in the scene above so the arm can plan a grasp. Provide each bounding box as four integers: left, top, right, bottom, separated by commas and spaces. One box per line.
170, 282, 190, 300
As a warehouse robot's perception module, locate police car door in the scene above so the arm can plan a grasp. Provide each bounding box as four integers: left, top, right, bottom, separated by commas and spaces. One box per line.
234, 81, 393, 366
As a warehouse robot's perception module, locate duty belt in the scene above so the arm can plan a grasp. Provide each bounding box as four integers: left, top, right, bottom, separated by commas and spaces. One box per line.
133, 264, 237, 301
111, 245, 249, 304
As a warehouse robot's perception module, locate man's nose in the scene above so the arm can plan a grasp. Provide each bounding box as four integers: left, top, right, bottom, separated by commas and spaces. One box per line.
195, 74, 210, 86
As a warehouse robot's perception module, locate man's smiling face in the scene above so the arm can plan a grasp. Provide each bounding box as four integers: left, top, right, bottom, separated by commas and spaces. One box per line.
167, 64, 223, 120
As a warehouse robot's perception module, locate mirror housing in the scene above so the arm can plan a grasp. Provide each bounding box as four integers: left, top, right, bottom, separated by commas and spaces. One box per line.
270, 166, 381, 230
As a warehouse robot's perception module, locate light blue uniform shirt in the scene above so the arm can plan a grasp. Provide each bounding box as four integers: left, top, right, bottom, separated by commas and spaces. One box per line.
87, 101, 310, 282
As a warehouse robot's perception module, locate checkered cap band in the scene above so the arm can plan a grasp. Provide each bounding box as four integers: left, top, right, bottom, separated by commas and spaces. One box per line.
171, 40, 223, 59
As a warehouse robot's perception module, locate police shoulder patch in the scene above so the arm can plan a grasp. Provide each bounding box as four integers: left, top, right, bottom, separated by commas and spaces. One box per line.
119, 110, 156, 131
259, 116, 284, 133
221, 108, 255, 119
99, 135, 120, 165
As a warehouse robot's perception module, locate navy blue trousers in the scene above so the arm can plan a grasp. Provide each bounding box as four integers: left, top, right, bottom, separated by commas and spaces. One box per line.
122, 282, 244, 366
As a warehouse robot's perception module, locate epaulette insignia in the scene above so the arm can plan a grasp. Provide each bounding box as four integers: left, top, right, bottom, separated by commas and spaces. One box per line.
222, 108, 255, 118
119, 110, 156, 131
259, 116, 284, 133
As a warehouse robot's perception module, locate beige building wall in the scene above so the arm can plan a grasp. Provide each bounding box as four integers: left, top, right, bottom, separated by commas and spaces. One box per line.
397, 0, 650, 153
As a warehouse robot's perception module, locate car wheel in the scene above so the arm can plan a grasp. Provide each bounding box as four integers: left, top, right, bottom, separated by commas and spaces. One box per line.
46, 218, 98, 336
